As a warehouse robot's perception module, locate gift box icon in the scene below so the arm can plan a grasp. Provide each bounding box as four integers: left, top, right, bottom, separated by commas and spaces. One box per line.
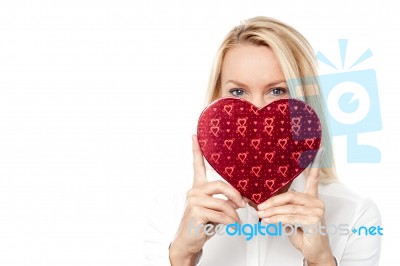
289, 40, 382, 163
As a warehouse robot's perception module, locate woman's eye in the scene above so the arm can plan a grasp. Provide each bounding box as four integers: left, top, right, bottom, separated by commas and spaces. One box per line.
229, 88, 245, 97
270, 88, 286, 96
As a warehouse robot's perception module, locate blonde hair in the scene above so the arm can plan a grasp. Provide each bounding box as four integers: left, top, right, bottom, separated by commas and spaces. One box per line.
205, 16, 337, 182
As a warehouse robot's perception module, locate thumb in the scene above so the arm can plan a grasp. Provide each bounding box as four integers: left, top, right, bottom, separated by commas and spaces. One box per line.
304, 148, 324, 196
192, 134, 207, 187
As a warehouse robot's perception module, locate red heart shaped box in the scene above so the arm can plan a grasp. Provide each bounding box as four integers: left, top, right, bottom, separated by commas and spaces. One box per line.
197, 98, 322, 204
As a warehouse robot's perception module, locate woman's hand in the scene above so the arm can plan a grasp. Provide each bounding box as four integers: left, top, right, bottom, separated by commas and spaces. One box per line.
257, 149, 336, 266
169, 135, 246, 266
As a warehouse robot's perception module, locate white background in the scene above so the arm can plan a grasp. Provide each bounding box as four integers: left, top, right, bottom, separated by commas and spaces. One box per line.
0, 0, 398, 265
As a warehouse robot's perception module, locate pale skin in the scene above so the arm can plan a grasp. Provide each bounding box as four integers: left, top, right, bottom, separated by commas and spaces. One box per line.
169, 45, 336, 266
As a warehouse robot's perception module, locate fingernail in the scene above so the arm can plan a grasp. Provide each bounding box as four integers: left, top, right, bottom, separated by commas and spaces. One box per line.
258, 203, 266, 210
241, 199, 246, 207
257, 210, 264, 216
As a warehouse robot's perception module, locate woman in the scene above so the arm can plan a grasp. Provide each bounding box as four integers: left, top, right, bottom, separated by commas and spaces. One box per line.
145, 16, 381, 265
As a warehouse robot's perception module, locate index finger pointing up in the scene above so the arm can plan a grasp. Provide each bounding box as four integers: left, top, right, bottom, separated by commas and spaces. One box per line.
192, 134, 207, 187
304, 148, 324, 196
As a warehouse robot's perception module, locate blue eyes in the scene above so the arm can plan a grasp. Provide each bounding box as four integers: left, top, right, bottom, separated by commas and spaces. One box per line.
228, 88, 286, 97
271, 88, 286, 95
229, 88, 245, 96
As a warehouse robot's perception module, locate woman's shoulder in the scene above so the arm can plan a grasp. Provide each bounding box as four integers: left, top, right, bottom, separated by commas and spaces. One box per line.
319, 180, 382, 264
318, 180, 381, 225
146, 186, 189, 244
319, 180, 377, 205
149, 186, 188, 218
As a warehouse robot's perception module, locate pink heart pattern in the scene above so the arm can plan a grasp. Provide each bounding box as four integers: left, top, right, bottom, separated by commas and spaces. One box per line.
197, 98, 322, 204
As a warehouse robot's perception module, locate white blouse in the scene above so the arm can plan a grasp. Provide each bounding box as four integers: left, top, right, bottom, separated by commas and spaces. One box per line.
144, 170, 382, 265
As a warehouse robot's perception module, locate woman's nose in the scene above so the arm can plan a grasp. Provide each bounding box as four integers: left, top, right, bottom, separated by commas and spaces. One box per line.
249, 95, 268, 109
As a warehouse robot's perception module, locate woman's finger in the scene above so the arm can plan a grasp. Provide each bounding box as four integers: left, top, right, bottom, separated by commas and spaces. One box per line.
257, 190, 323, 210
258, 204, 323, 219
191, 206, 238, 226
187, 195, 241, 223
262, 214, 321, 226
189, 180, 246, 208
225, 198, 243, 210
192, 134, 207, 188
304, 148, 324, 196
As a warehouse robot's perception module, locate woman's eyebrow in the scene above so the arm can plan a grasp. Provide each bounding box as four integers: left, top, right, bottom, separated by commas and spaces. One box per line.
225, 79, 286, 88
225, 80, 247, 87
266, 79, 286, 87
